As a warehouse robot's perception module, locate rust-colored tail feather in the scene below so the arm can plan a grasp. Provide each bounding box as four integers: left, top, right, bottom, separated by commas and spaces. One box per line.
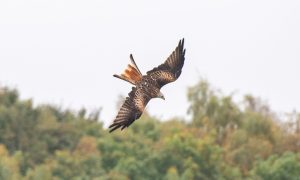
113, 54, 143, 85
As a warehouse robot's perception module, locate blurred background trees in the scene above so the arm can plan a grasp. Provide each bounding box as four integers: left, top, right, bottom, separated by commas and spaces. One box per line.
0, 80, 299, 179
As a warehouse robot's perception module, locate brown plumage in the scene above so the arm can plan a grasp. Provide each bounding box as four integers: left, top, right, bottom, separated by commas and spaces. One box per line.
109, 38, 186, 133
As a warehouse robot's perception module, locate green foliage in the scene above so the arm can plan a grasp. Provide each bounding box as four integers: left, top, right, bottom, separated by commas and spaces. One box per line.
0, 145, 21, 180
251, 152, 300, 180
0, 80, 299, 179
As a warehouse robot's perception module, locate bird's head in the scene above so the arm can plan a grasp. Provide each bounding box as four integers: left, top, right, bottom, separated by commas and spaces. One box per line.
157, 91, 165, 100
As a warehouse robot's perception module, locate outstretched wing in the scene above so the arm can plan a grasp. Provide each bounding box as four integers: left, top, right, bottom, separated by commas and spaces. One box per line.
109, 87, 151, 133
147, 38, 186, 88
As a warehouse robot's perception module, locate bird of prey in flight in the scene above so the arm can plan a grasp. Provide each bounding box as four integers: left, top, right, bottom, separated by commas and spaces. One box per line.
109, 39, 186, 132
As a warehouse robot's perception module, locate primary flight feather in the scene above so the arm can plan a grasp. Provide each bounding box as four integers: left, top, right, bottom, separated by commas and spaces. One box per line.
109, 39, 186, 133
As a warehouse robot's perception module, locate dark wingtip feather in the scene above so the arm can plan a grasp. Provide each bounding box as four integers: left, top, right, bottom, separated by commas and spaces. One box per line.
108, 122, 116, 128
109, 124, 122, 133
178, 38, 185, 53
180, 38, 184, 46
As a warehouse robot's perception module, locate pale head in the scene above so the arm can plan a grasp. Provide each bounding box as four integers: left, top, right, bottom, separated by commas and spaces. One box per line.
157, 91, 165, 100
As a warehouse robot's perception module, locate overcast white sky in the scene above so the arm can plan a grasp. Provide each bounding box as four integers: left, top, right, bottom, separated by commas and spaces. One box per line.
0, 0, 299, 126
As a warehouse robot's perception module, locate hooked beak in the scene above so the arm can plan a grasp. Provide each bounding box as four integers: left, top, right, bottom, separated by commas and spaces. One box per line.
158, 92, 165, 100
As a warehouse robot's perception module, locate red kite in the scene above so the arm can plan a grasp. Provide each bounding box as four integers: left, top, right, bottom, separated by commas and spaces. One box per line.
109, 39, 186, 132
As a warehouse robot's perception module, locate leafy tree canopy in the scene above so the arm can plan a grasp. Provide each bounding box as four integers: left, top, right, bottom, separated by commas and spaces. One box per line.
0, 80, 299, 179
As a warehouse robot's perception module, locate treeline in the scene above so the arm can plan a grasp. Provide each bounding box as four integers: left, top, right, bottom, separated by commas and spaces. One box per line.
0, 80, 299, 180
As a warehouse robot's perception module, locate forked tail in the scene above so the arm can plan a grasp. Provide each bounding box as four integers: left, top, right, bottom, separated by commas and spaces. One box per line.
113, 54, 143, 85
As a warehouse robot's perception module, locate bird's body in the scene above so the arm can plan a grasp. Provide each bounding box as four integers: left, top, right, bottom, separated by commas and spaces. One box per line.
109, 39, 186, 132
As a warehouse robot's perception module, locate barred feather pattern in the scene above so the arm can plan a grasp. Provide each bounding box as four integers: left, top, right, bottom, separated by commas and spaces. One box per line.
109, 38, 186, 132
109, 87, 151, 133
147, 39, 185, 88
